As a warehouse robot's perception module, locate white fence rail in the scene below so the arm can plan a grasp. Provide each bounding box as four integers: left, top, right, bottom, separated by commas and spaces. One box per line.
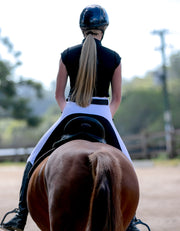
0, 128, 179, 161
0, 148, 33, 161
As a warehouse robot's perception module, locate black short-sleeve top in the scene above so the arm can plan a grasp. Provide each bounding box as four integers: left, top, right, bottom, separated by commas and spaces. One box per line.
61, 39, 121, 97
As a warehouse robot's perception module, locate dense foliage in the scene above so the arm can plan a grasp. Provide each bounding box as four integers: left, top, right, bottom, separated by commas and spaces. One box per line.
114, 51, 180, 135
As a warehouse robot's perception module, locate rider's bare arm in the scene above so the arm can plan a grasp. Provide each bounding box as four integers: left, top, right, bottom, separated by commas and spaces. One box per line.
110, 63, 122, 118
55, 59, 68, 112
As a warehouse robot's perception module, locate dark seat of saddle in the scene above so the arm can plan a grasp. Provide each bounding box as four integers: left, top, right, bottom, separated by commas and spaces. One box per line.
29, 114, 121, 178
53, 115, 107, 147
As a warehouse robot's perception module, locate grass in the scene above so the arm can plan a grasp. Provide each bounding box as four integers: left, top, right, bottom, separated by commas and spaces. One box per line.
0, 162, 26, 167
153, 158, 180, 167
152, 152, 180, 167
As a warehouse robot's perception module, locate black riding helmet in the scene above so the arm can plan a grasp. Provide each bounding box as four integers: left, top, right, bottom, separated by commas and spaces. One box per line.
79, 5, 109, 33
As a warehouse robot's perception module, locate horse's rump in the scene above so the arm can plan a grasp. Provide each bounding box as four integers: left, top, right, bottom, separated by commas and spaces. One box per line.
27, 140, 139, 231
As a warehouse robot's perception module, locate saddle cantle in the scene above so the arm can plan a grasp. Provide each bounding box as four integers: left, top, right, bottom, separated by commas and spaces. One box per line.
53, 116, 106, 148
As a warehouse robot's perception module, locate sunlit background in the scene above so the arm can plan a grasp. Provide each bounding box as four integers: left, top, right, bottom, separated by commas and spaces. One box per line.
0, 0, 180, 87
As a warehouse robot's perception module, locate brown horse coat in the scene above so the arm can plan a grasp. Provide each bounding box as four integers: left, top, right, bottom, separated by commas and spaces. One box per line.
27, 140, 139, 231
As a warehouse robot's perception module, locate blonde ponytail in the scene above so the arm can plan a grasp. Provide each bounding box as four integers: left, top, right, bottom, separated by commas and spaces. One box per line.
70, 34, 97, 107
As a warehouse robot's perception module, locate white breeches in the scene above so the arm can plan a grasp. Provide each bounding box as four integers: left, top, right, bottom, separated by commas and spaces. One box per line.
27, 98, 132, 164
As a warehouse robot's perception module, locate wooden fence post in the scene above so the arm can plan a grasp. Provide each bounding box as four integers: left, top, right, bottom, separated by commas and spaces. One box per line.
141, 132, 149, 159
169, 130, 177, 158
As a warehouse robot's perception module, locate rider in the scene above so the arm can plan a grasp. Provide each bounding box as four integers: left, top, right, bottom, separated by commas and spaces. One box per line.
2, 5, 142, 231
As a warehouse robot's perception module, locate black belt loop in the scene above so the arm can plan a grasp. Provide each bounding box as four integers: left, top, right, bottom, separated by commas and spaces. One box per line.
91, 99, 108, 105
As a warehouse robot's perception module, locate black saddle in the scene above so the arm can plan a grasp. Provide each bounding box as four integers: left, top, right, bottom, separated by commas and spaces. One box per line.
29, 116, 107, 178
53, 116, 106, 148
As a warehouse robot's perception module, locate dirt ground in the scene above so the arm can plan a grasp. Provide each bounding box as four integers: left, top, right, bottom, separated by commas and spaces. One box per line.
0, 162, 180, 231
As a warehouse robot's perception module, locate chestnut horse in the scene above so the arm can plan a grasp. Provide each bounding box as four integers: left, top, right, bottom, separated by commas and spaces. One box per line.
27, 140, 139, 231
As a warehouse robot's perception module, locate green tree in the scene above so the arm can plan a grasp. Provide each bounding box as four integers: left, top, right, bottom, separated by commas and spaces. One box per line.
114, 88, 164, 135
0, 29, 43, 126
168, 51, 180, 79
114, 64, 180, 136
